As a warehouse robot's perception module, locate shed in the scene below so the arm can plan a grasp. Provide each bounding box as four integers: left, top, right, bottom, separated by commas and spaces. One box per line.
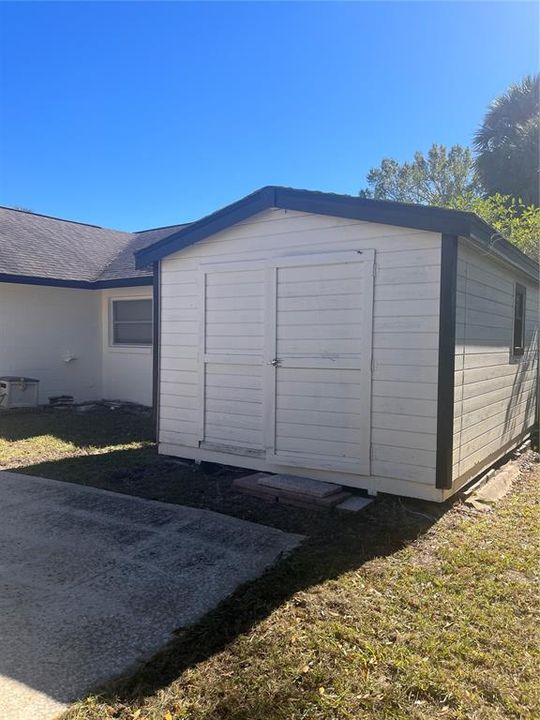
136, 187, 538, 502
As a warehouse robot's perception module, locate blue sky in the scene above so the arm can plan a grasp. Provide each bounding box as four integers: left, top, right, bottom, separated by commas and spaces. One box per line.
0, 2, 537, 231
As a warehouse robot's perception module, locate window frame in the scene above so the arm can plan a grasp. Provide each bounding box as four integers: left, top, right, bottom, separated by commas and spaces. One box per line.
109, 297, 153, 348
511, 283, 526, 358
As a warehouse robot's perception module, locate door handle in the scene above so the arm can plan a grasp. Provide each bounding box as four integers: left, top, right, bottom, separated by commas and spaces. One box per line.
268, 358, 281, 367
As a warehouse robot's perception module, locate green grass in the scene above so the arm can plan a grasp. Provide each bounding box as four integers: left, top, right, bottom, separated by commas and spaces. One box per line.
0, 407, 154, 468
1, 409, 539, 720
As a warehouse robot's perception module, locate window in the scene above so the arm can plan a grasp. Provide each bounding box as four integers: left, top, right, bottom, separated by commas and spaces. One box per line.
111, 299, 152, 346
512, 284, 526, 357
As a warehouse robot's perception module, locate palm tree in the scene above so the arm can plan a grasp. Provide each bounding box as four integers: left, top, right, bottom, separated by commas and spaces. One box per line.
474, 75, 539, 206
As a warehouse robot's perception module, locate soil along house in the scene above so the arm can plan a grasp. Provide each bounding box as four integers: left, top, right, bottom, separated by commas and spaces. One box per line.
136, 187, 538, 502
0, 207, 186, 406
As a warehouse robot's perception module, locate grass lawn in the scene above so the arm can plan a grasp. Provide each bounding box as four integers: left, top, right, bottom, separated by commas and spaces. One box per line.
1, 408, 539, 719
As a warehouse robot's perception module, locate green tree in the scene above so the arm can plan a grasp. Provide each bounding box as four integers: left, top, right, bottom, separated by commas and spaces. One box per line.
359, 144, 482, 206
450, 193, 539, 260
474, 75, 539, 206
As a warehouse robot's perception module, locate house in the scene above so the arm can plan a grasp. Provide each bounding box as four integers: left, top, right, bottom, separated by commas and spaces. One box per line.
0, 206, 186, 405
1, 187, 537, 501
135, 187, 538, 502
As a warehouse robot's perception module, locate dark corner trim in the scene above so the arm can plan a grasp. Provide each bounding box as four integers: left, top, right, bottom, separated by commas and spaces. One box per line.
152, 261, 160, 441
436, 234, 458, 489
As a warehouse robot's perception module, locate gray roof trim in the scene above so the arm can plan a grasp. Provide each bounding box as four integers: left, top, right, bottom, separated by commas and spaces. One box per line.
0, 273, 153, 289
467, 217, 539, 281
135, 186, 276, 268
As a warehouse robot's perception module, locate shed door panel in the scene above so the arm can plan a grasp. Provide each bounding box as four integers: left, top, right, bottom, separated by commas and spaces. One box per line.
267, 251, 374, 474
201, 263, 265, 456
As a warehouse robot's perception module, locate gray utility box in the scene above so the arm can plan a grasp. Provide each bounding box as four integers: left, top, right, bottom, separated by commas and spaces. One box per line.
0, 376, 39, 409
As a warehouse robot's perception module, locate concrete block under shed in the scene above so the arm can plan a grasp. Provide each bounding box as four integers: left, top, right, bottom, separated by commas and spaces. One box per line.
233, 472, 354, 510
257, 473, 343, 498
336, 496, 374, 512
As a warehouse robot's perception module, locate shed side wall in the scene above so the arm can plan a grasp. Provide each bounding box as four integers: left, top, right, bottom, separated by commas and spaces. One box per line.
452, 239, 538, 489
159, 208, 442, 497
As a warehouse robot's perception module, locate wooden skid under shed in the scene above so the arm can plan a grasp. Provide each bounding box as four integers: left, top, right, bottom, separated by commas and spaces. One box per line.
233, 472, 351, 510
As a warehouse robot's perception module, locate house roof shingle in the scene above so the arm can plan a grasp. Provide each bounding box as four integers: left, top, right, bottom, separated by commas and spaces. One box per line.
93, 224, 189, 283
0, 206, 188, 287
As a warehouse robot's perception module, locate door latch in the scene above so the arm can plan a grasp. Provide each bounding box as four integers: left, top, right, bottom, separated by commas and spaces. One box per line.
268, 357, 282, 367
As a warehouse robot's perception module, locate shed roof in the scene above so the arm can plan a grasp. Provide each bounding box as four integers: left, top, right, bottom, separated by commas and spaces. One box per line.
135, 186, 539, 281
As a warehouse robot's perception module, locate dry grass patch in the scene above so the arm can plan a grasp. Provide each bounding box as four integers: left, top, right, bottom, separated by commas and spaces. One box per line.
0, 408, 153, 470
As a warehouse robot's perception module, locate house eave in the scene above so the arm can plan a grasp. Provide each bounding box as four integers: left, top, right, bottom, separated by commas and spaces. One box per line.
0, 273, 153, 290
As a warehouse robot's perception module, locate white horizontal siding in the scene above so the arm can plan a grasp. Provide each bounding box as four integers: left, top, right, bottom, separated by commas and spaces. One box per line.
453, 240, 538, 484
204, 265, 265, 453
275, 367, 365, 461
159, 208, 441, 490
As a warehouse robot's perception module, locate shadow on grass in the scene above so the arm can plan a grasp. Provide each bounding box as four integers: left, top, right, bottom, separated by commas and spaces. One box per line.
80, 492, 446, 709
0, 408, 153, 448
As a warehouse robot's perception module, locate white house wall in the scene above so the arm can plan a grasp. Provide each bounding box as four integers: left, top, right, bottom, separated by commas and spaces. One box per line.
0, 282, 101, 403
158, 208, 443, 500
451, 240, 538, 492
0, 282, 153, 407
100, 287, 153, 406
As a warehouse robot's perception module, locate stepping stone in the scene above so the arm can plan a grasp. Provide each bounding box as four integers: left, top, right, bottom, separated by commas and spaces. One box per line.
336, 496, 374, 513
257, 474, 343, 499
233, 473, 350, 510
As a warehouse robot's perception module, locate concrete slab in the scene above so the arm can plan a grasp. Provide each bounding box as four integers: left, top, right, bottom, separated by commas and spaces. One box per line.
336, 496, 374, 513
0, 471, 303, 720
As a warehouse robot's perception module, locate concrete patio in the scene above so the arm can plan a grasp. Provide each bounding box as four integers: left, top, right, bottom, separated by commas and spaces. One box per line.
0, 471, 302, 720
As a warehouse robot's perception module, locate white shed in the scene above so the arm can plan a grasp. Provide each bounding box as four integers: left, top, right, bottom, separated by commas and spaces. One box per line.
136, 187, 538, 502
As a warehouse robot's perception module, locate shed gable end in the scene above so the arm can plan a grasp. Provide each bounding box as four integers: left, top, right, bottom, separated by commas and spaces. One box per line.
158, 209, 443, 499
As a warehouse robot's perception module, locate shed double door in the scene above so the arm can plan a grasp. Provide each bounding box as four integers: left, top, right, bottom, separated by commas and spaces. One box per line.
201, 250, 374, 475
